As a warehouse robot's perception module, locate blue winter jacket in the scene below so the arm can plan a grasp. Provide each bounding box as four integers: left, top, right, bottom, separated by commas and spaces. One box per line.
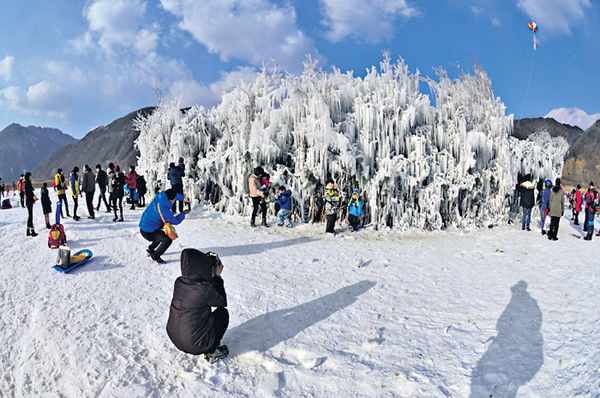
276, 190, 292, 211
541, 187, 552, 209
139, 191, 185, 233
168, 165, 185, 186
348, 199, 363, 217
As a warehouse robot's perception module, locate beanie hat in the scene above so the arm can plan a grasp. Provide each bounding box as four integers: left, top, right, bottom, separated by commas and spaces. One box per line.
353, 189, 359, 195
178, 157, 184, 165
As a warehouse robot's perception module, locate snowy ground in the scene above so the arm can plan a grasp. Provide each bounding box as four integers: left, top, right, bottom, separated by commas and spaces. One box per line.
0, 190, 599, 397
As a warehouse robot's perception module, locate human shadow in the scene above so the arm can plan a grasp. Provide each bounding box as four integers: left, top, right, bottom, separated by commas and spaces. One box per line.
469, 281, 543, 398
226, 280, 376, 357
69, 256, 125, 274
204, 237, 318, 257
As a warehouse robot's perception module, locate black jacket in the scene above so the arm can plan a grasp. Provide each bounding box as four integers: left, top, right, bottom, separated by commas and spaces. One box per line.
167, 249, 227, 355
41, 186, 52, 214
137, 175, 147, 196
519, 181, 535, 209
24, 179, 35, 205
96, 169, 108, 191
111, 172, 126, 198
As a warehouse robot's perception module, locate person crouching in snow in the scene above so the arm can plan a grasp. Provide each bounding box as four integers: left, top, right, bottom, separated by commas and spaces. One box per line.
275, 186, 293, 228
323, 179, 340, 234
139, 188, 189, 264
167, 249, 229, 363
348, 189, 363, 231
41, 182, 52, 229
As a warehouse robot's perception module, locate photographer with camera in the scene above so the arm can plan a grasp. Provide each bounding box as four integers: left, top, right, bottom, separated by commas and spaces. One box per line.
139, 188, 190, 264
166, 249, 229, 363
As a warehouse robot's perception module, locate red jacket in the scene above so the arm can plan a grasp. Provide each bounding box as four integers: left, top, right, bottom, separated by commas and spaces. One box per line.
575, 190, 583, 212
585, 189, 596, 209
126, 171, 138, 189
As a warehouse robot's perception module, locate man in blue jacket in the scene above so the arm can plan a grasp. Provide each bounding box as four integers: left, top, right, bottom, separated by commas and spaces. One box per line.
140, 188, 189, 264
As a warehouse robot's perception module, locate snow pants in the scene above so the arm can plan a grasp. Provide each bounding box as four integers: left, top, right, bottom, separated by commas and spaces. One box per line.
348, 214, 360, 231
57, 193, 70, 217
585, 211, 595, 240
521, 207, 532, 229
209, 308, 229, 353
85, 192, 95, 218
326, 214, 337, 234
548, 216, 560, 239
277, 209, 292, 227
96, 187, 110, 211
140, 228, 172, 258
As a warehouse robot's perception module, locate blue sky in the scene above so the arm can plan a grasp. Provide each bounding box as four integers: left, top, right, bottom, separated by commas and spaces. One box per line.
0, 0, 598, 138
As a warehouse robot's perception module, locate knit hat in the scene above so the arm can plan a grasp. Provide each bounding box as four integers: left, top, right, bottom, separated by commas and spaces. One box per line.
178, 157, 184, 165
353, 189, 359, 195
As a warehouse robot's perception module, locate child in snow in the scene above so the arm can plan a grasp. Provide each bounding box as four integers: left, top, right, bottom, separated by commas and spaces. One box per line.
275, 186, 293, 228
167, 249, 229, 363
347, 189, 363, 231
323, 179, 340, 234
40, 182, 53, 229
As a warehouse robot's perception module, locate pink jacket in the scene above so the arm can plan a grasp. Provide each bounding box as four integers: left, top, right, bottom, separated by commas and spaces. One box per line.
126, 171, 138, 189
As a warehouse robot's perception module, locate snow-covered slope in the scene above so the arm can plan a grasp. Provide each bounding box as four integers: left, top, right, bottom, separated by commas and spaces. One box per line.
0, 190, 597, 397
135, 56, 568, 231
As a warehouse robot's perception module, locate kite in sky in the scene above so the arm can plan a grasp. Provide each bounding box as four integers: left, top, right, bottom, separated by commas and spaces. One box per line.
528, 21, 539, 51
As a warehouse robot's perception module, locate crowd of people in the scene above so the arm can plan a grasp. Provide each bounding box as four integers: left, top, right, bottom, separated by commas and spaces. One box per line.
517, 175, 599, 241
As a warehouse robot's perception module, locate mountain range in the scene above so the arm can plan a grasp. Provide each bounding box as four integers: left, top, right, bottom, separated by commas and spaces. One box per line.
32, 107, 155, 179
0, 124, 77, 181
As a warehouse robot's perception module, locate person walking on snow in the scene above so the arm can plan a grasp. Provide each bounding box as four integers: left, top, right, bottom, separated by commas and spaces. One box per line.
139, 188, 189, 264
126, 165, 138, 210
69, 167, 82, 221
323, 179, 340, 234
348, 189, 364, 232
81, 164, 96, 219
40, 182, 52, 229
275, 186, 293, 228
584, 188, 599, 240
168, 158, 185, 213
547, 178, 564, 241
111, 165, 126, 222
54, 168, 70, 218
584, 182, 595, 232
166, 249, 229, 363
540, 179, 552, 235
95, 164, 111, 212
248, 166, 267, 227
519, 175, 535, 231
573, 184, 583, 225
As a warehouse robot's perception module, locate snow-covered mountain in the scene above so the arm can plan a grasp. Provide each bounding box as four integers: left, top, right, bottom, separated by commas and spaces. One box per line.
135, 57, 567, 231
32, 108, 155, 180
0, 124, 77, 181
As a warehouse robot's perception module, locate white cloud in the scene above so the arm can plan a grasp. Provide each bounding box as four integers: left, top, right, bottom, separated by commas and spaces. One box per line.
320, 0, 419, 43
0, 55, 14, 82
160, 0, 318, 72
170, 66, 259, 108
0, 81, 69, 118
491, 18, 501, 27
517, 0, 591, 34
546, 107, 600, 130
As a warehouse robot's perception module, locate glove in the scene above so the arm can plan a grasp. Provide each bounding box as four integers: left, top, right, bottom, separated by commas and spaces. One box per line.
260, 185, 266, 190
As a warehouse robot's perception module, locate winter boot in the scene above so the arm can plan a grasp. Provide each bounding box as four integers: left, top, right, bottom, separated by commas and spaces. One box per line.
46, 222, 52, 229
250, 216, 256, 227
26, 228, 30, 236
204, 345, 229, 363
30, 228, 38, 237
261, 217, 268, 227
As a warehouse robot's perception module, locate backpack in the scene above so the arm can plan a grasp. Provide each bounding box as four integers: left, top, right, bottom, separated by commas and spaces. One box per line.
48, 224, 66, 248
1, 198, 11, 209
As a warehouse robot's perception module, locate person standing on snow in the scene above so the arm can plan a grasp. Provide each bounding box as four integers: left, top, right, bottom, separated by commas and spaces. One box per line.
540, 180, 552, 235
323, 179, 340, 234
54, 168, 71, 218
126, 165, 138, 210
168, 158, 185, 213
69, 167, 82, 221
583, 182, 596, 232
547, 178, 564, 241
40, 182, 52, 229
275, 186, 293, 228
573, 184, 583, 225
81, 164, 96, 219
519, 175, 535, 231
139, 188, 189, 264
24, 172, 38, 236
111, 165, 126, 222
348, 189, 364, 232
166, 249, 229, 363
17, 174, 25, 208
248, 166, 267, 227
95, 164, 111, 212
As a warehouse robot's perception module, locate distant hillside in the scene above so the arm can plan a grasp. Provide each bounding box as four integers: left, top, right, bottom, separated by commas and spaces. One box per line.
32, 107, 155, 179
0, 124, 77, 181
513, 117, 600, 185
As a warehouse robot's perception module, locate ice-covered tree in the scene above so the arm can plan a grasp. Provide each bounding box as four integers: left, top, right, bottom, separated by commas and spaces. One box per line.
135, 56, 567, 231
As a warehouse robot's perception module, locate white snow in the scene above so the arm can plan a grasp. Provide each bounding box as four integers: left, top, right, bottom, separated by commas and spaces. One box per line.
1, 189, 598, 397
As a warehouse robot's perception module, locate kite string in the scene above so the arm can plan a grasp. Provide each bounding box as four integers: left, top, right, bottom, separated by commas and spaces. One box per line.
519, 49, 535, 117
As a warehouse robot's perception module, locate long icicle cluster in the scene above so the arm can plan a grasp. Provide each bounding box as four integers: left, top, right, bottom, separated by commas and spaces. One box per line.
134, 56, 568, 231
